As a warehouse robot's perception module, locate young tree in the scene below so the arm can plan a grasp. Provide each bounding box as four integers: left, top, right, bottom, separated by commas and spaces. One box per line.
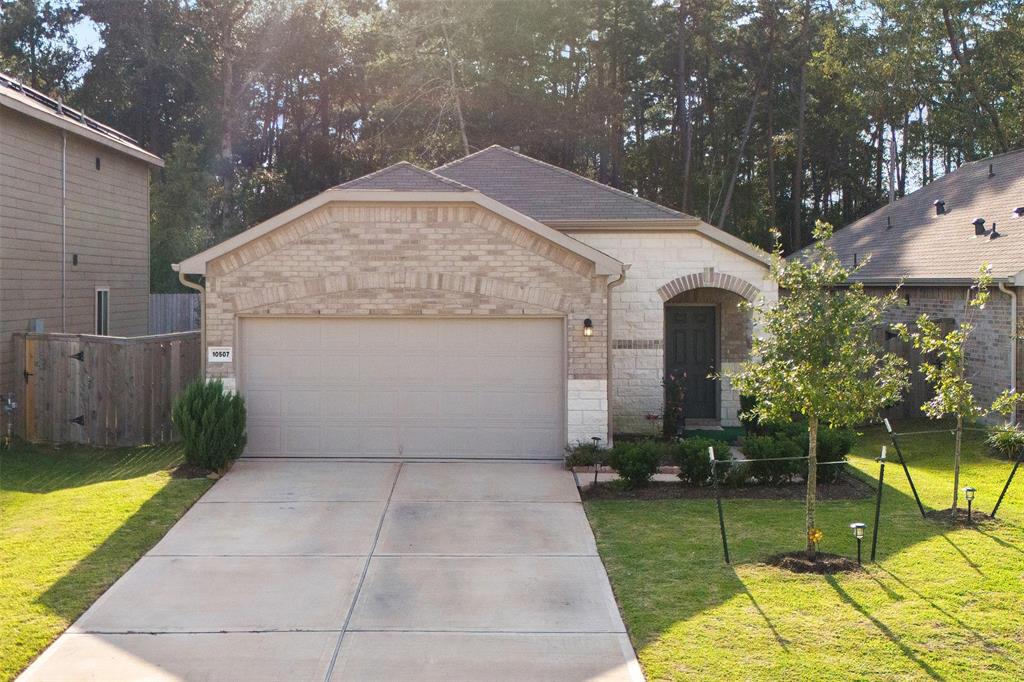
893, 266, 1009, 512
730, 221, 909, 554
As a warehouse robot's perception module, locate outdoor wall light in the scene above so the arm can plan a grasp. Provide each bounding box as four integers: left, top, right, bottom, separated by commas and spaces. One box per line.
850, 522, 866, 564
583, 318, 594, 337
964, 486, 976, 522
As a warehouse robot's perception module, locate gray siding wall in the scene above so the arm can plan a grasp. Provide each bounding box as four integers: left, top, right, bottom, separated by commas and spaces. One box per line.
0, 107, 151, 393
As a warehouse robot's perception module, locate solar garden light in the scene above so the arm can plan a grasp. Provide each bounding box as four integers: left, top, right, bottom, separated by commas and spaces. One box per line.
964, 486, 976, 522
591, 436, 602, 485
850, 522, 866, 565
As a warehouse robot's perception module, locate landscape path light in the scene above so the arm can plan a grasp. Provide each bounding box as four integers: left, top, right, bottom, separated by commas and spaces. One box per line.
850, 522, 866, 565
964, 486, 976, 523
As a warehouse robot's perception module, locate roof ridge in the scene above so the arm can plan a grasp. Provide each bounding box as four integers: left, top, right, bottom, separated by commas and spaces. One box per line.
335, 161, 474, 191
435, 145, 685, 218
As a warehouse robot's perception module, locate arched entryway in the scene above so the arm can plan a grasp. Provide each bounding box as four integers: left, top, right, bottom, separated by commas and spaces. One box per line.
660, 271, 758, 431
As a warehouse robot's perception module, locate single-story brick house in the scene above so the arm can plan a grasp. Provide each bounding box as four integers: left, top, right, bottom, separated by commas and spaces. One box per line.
175, 146, 775, 458
808, 148, 1024, 422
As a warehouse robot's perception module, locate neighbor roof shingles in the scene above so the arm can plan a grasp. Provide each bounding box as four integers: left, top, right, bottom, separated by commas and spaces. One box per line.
433, 145, 686, 221
335, 161, 473, 192
817, 148, 1024, 282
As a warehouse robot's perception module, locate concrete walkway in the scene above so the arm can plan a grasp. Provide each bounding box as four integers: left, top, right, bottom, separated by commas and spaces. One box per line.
20, 461, 643, 682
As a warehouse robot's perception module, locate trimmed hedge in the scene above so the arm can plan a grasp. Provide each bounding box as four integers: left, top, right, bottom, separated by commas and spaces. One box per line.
607, 440, 663, 486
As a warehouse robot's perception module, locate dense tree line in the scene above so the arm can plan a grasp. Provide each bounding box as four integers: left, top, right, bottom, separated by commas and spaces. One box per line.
3, 0, 1023, 291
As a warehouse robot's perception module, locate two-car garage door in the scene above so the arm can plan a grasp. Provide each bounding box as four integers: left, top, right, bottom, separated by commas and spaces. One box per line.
240, 317, 565, 459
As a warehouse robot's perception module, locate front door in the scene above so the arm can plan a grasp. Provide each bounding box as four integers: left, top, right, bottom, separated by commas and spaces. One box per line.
665, 306, 717, 420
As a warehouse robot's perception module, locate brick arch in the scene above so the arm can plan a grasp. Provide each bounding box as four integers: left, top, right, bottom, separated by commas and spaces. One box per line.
232, 269, 570, 312
657, 269, 760, 302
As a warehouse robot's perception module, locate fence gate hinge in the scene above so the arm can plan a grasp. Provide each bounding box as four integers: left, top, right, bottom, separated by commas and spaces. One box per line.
70, 351, 85, 362
23, 370, 33, 382
70, 415, 85, 426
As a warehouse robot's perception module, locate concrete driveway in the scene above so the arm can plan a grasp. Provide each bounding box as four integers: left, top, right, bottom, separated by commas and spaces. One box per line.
20, 461, 643, 682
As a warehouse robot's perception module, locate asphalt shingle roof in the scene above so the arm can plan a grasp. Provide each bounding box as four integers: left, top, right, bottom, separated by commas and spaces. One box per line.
335, 161, 473, 191
819, 148, 1024, 282
433, 145, 686, 221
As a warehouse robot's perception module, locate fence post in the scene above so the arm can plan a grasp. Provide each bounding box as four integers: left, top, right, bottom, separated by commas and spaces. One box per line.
991, 456, 1020, 519
710, 446, 730, 564
871, 446, 887, 562
883, 418, 926, 518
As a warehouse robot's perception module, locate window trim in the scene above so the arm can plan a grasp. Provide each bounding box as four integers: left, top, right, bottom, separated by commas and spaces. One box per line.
95, 287, 110, 335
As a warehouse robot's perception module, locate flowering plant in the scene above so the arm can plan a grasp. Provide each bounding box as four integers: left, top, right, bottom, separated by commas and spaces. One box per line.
663, 369, 687, 437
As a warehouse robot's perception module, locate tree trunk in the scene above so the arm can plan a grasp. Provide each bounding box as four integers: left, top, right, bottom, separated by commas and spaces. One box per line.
441, 21, 470, 156
676, 1, 693, 211
941, 9, 1009, 153
806, 415, 818, 555
953, 413, 963, 511
717, 86, 761, 229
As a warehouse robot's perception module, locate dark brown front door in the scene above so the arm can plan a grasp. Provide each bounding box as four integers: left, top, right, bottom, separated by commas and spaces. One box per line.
665, 306, 717, 420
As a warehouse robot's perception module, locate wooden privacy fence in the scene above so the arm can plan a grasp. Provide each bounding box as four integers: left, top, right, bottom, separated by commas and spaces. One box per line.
13, 331, 202, 446
875, 319, 954, 420
149, 293, 201, 334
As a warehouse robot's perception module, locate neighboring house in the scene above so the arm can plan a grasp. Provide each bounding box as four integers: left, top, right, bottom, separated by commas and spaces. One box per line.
807, 148, 1024, 421
175, 146, 775, 459
0, 73, 163, 395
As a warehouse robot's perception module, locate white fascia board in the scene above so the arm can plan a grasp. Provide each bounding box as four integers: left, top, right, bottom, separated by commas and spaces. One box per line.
175, 189, 625, 277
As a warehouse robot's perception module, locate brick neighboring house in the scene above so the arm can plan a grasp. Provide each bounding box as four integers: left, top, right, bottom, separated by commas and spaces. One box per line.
175, 146, 776, 459
807, 148, 1024, 422
0, 73, 163, 395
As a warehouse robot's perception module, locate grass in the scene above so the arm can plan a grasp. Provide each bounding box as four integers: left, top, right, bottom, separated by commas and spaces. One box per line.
587, 420, 1024, 681
0, 442, 212, 680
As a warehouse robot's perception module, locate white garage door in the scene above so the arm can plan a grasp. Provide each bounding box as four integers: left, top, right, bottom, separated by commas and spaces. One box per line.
240, 317, 565, 459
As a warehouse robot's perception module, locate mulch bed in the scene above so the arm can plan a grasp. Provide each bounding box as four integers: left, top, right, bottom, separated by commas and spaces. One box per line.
170, 463, 212, 479
925, 507, 995, 527
765, 551, 862, 574
579, 474, 874, 501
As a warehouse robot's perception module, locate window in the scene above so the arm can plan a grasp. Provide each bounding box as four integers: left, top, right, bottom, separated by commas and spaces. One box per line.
95, 288, 109, 335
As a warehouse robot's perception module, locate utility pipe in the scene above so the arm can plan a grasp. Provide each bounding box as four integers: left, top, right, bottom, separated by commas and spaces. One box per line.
60, 131, 67, 332
606, 266, 628, 446
998, 281, 1018, 424
176, 267, 207, 377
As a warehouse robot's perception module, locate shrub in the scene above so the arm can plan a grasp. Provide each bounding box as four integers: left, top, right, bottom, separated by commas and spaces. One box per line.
565, 440, 603, 468
986, 424, 1024, 460
816, 427, 856, 483
172, 378, 247, 472
608, 440, 662, 487
741, 433, 803, 485
675, 436, 722, 485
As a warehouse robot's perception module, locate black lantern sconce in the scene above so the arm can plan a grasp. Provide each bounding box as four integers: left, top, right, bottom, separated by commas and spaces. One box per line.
583, 318, 594, 337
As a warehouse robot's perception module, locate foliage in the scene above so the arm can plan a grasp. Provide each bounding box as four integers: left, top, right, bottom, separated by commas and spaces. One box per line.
729, 220, 909, 548
607, 440, 663, 487
816, 427, 856, 483
662, 367, 687, 438
740, 433, 804, 485
986, 424, 1024, 461
564, 439, 604, 468
674, 436, 720, 486
171, 379, 247, 472
0, 0, 84, 93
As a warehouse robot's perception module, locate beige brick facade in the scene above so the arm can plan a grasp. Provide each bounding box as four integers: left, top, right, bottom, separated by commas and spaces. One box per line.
203, 201, 610, 388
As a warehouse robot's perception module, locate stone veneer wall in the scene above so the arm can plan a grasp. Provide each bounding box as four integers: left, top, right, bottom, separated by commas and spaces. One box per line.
566, 230, 776, 434
202, 202, 612, 444
869, 285, 1021, 423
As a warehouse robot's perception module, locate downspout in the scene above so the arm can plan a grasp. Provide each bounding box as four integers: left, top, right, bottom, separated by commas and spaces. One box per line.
998, 281, 1017, 424
606, 266, 628, 446
176, 267, 207, 378
60, 131, 67, 332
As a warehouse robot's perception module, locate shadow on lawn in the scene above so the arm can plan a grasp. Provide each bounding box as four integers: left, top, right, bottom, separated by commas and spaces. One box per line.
824, 575, 945, 681
35, 480, 207, 622
1, 443, 182, 494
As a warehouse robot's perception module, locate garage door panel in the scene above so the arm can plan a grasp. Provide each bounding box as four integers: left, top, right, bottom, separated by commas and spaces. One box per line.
241, 318, 564, 459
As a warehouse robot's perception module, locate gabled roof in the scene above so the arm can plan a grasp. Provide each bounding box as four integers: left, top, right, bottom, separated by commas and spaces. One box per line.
433, 145, 685, 221
0, 72, 163, 167
174, 188, 624, 277
334, 161, 473, 191
811, 148, 1024, 283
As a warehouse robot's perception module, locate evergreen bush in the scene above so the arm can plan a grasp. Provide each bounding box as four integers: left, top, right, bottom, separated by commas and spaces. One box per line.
172, 378, 247, 472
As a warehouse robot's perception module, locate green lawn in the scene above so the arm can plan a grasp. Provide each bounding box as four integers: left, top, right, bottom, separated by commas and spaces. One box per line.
0, 443, 212, 680
587, 421, 1024, 681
